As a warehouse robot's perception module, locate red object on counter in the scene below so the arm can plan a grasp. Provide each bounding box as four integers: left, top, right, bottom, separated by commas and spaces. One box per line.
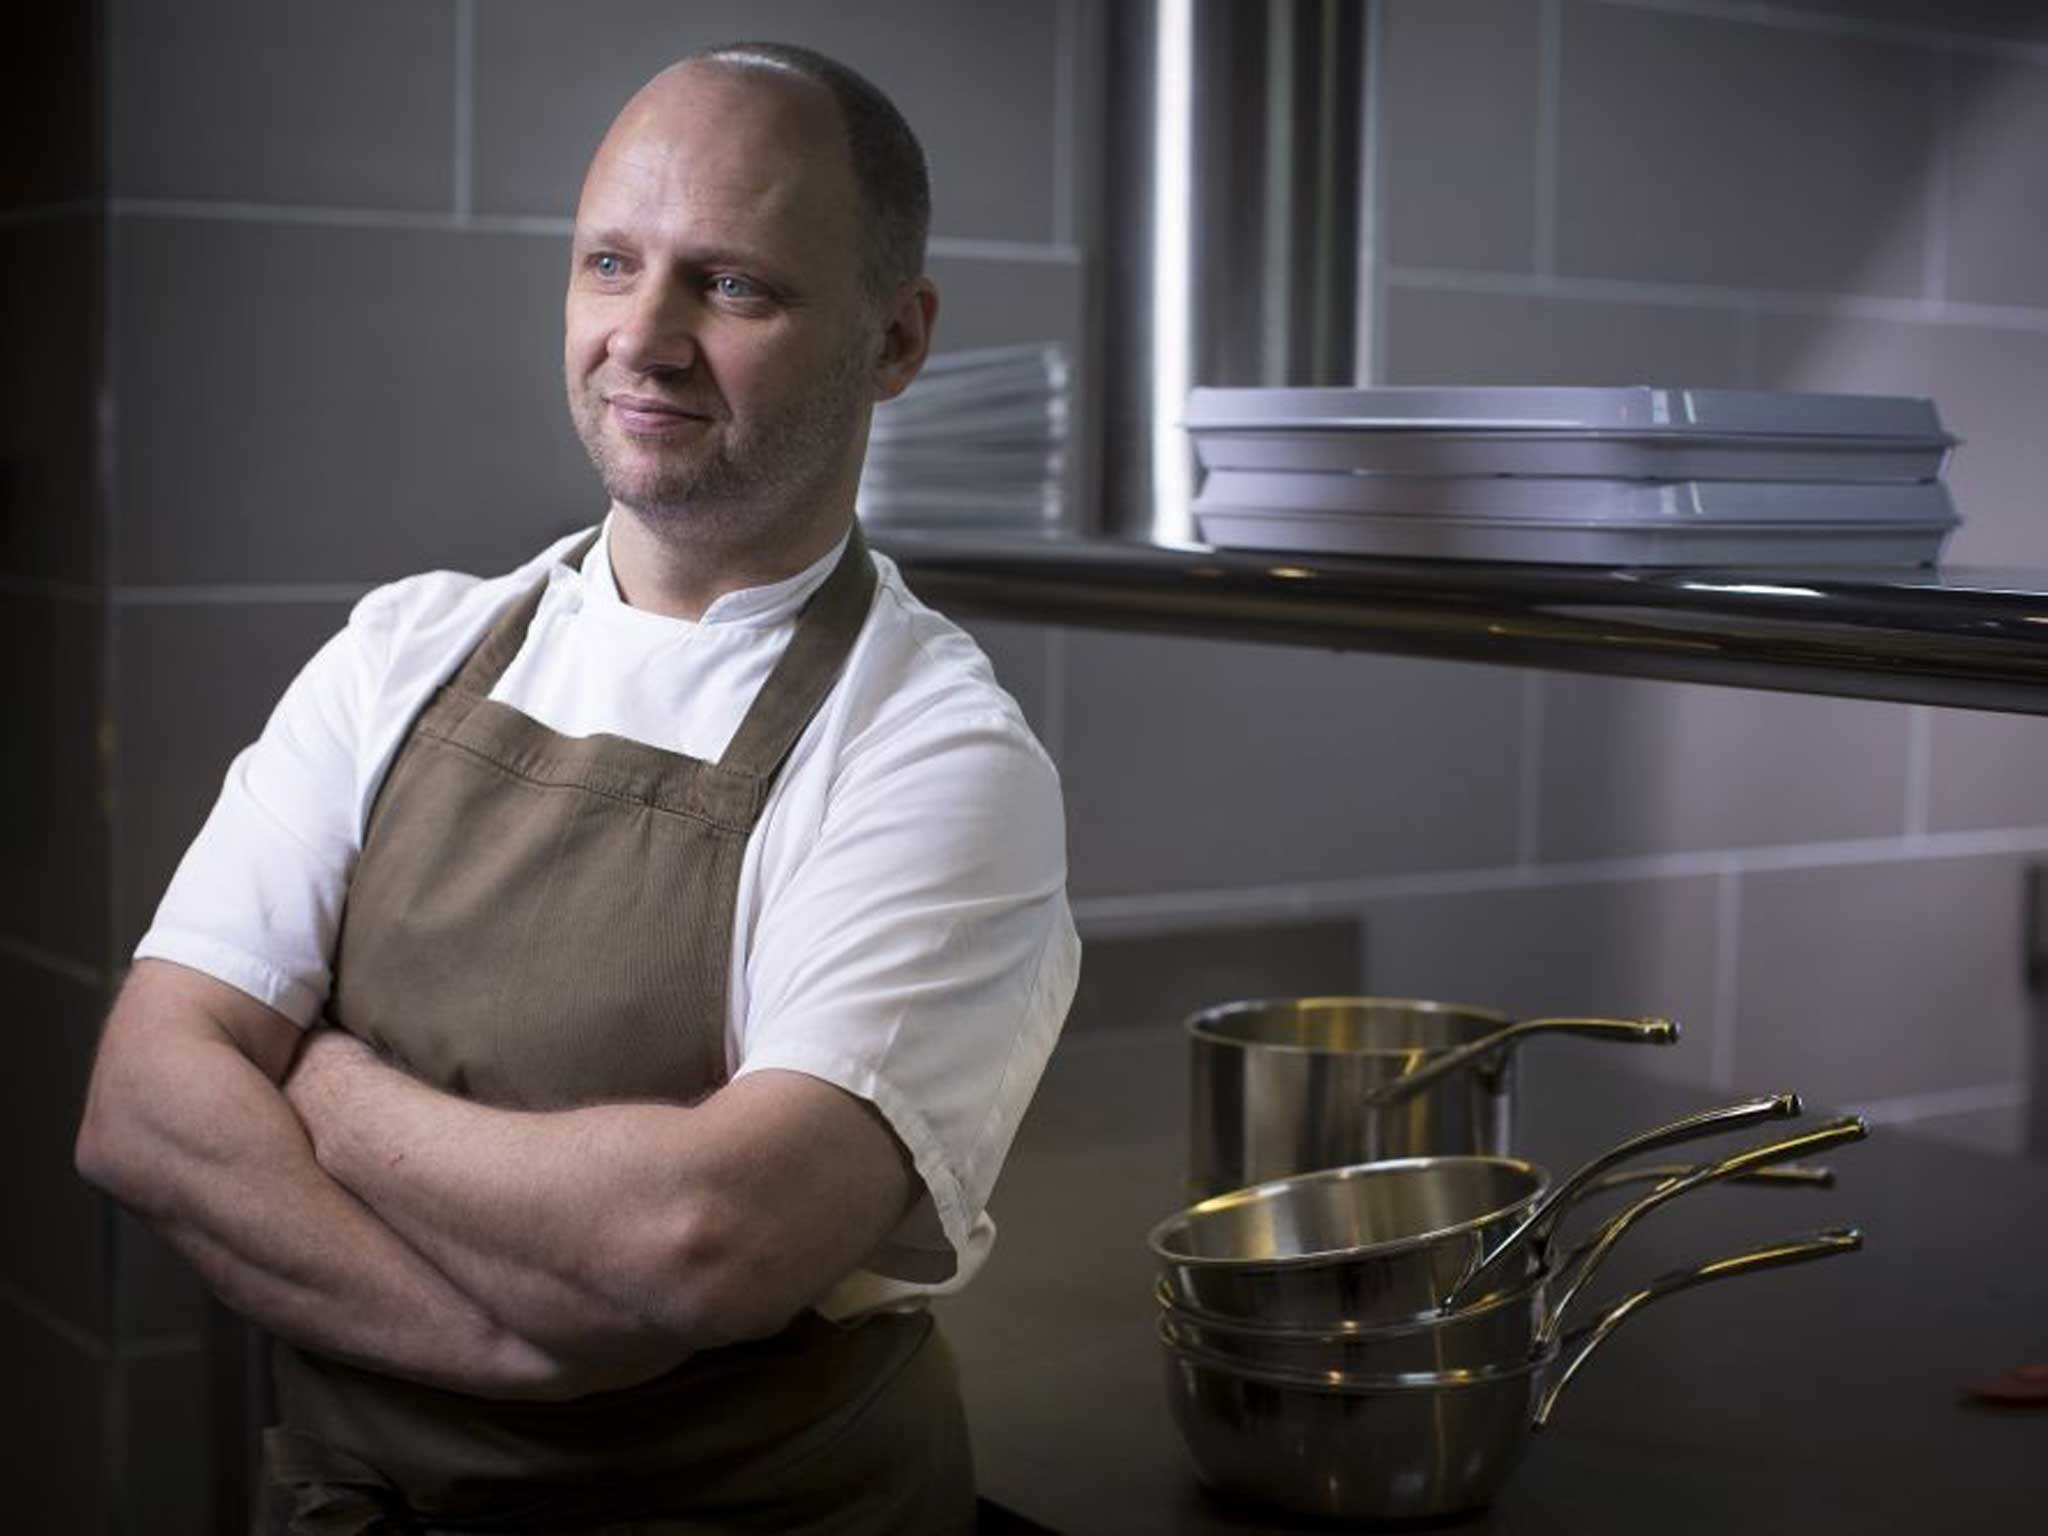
1963, 1363, 2048, 1407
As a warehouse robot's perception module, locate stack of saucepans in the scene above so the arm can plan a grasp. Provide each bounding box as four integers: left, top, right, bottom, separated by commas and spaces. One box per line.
1145, 997, 1866, 1522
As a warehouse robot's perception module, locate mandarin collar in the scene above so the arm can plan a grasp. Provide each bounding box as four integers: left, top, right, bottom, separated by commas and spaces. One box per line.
552, 515, 851, 627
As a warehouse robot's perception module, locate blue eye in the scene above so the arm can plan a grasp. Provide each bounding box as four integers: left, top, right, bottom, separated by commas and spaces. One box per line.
590, 252, 625, 279
713, 274, 764, 301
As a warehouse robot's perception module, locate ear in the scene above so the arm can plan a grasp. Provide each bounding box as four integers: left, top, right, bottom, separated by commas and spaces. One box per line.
871, 276, 939, 403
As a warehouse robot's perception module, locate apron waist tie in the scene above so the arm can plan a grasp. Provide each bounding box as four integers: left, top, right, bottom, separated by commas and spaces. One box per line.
263, 1426, 416, 1535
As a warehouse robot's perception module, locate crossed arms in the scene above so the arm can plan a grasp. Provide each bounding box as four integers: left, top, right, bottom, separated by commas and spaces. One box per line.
73, 958, 916, 1401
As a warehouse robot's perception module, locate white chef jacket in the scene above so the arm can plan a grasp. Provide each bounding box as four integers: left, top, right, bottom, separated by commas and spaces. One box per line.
136, 515, 1081, 1308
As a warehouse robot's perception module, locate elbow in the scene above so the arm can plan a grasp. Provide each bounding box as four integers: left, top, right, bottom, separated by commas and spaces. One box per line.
74, 1068, 174, 1217
72, 1116, 110, 1195
75, 1103, 156, 1216
74, 1090, 129, 1201
633, 1207, 805, 1350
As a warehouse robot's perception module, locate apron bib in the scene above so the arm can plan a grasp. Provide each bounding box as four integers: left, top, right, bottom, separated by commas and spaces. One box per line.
264, 525, 974, 1534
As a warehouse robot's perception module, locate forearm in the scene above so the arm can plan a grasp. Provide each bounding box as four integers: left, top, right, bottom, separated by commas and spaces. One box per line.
293, 1038, 913, 1357
294, 1045, 715, 1363
76, 965, 563, 1397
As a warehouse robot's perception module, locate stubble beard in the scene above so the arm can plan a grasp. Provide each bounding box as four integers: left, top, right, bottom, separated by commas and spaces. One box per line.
573, 334, 873, 548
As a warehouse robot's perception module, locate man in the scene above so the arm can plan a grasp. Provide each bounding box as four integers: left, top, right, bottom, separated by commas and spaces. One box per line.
75, 42, 1078, 1535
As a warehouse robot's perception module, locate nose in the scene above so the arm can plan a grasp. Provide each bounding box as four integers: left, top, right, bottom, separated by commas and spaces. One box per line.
607, 273, 699, 376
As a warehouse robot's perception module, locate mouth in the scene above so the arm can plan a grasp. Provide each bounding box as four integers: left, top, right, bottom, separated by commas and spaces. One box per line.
605, 393, 714, 438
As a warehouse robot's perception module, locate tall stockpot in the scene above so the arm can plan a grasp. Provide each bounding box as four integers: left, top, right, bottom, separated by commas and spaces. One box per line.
1187, 997, 1680, 1200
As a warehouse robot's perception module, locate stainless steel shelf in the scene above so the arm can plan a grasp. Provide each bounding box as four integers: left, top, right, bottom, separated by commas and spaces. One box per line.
873, 530, 2048, 716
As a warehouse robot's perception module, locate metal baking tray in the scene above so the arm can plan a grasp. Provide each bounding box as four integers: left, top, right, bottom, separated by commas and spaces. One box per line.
1186, 386, 1957, 482
1193, 507, 1955, 567
1192, 471, 1959, 528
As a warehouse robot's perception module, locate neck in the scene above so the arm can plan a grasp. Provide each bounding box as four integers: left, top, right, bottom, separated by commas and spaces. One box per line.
604, 502, 853, 620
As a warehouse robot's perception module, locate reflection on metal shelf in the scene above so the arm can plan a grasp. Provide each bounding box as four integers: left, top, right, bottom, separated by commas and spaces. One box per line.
874, 529, 2048, 717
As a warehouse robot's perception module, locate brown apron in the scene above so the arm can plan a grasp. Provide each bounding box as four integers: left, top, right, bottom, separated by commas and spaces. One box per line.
264, 525, 976, 1534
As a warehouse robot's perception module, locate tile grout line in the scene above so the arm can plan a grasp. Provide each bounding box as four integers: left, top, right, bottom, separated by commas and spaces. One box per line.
1532, 0, 1562, 280
0, 935, 107, 991
1070, 820, 2048, 932
1922, 43, 1953, 306
1356, 0, 1387, 385
0, 198, 98, 228
0, 573, 101, 603
113, 582, 376, 607
98, 205, 123, 985
0, 1282, 110, 1364
1514, 673, 1545, 867
110, 194, 565, 233
118, 1332, 206, 1362
99, 181, 128, 1382
452, 0, 477, 221
1382, 263, 2048, 335
1592, 0, 2048, 64
1042, 627, 1069, 769
106, 196, 1087, 266
1708, 867, 1741, 1089
1051, 0, 1078, 249
1735, 303, 1761, 388
94, 68, 127, 1428
928, 236, 1085, 265
1904, 705, 1935, 841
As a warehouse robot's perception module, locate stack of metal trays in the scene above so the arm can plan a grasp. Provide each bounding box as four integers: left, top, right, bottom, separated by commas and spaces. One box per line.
858, 342, 1070, 529
1187, 386, 1960, 567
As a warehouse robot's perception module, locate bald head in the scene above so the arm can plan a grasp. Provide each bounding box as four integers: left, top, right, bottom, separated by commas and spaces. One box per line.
587, 44, 930, 307
580, 60, 864, 295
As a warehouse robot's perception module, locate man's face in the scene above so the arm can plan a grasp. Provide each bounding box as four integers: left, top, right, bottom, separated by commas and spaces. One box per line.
564, 66, 877, 542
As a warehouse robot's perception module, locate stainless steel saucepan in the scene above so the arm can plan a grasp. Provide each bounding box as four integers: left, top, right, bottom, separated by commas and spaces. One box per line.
1155, 1114, 1866, 1376
1149, 1092, 1801, 1328
1186, 997, 1679, 1199
1159, 1227, 1862, 1523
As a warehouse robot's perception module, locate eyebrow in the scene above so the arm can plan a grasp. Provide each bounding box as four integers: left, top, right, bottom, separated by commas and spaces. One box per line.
573, 227, 779, 274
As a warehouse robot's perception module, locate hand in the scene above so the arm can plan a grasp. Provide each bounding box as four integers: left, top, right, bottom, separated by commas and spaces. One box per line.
284, 1027, 378, 1159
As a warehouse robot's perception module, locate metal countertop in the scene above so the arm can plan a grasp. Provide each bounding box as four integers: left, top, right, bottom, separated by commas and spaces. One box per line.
935, 1025, 2048, 1533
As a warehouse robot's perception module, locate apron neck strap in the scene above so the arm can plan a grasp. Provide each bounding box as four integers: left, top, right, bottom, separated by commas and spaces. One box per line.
718, 519, 875, 780
450, 528, 603, 698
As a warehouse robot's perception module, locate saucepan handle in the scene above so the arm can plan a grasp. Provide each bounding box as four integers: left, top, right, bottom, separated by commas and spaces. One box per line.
1540, 1115, 1867, 1340
1361, 1016, 1680, 1108
1443, 1092, 1804, 1310
1532, 1228, 1863, 1429
1581, 1163, 1836, 1197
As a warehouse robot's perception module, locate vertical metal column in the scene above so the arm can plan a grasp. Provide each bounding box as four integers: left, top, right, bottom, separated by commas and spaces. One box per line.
1099, 0, 1366, 543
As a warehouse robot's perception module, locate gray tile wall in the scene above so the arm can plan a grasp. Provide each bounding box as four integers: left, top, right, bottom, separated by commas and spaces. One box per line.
111, 217, 591, 585
0, 218, 102, 584
114, 600, 357, 948
1533, 677, 1913, 861
1358, 876, 1726, 1089
1061, 633, 1523, 898
1554, 2, 1937, 296
1381, 0, 1540, 274
4, 958, 109, 1337
109, 0, 457, 209
470, 0, 1064, 243
1279, 0, 2048, 1173
4, 8, 117, 1532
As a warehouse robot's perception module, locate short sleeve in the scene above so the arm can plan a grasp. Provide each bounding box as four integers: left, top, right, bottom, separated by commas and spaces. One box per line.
733, 702, 1080, 1284
133, 590, 394, 1025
